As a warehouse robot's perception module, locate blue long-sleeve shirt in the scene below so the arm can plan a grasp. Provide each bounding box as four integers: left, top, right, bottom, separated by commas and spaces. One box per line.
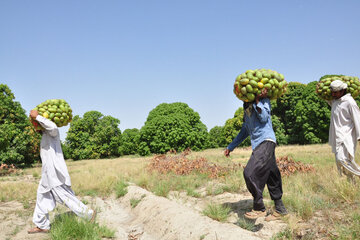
227, 98, 276, 151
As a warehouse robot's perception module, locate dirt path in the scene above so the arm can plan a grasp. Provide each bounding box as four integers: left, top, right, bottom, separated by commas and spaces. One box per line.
0, 185, 286, 240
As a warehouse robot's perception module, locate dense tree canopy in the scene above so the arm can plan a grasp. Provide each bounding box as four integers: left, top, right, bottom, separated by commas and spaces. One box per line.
119, 128, 140, 155
138, 102, 208, 155
271, 82, 307, 144
3, 78, 360, 162
65, 111, 122, 160
272, 81, 331, 144
0, 84, 40, 166
208, 126, 227, 148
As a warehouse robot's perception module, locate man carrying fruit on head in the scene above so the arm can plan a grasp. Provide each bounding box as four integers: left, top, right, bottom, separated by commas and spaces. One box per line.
224, 88, 288, 221
328, 80, 360, 182
27, 109, 96, 234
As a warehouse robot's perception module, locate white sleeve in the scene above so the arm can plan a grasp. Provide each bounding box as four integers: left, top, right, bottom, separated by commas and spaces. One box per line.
350, 102, 360, 141
35, 115, 58, 137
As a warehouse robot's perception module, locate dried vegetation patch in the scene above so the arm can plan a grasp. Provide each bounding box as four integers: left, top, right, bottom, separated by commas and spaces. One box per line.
0, 164, 19, 176
148, 149, 242, 178
276, 156, 315, 176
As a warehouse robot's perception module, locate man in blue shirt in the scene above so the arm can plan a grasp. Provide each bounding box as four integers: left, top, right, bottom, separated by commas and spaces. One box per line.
224, 88, 287, 221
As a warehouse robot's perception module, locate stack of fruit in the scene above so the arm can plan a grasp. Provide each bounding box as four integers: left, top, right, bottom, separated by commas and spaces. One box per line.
316, 75, 360, 100
32, 99, 73, 129
233, 69, 288, 102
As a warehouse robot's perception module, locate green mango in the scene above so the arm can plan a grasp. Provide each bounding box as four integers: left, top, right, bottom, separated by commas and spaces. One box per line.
247, 72, 253, 79
261, 78, 269, 84
264, 83, 272, 89
246, 84, 253, 93
249, 80, 258, 88
273, 79, 279, 87
246, 93, 255, 102
236, 74, 242, 81
279, 73, 284, 81
241, 87, 247, 95
324, 80, 331, 86
255, 71, 263, 79
240, 78, 250, 85
273, 88, 279, 96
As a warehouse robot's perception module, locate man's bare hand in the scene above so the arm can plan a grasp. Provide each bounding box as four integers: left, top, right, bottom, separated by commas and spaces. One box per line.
224, 148, 230, 157
256, 88, 268, 104
30, 110, 38, 119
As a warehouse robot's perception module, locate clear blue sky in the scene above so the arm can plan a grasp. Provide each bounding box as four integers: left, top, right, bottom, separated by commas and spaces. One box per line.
1, 0, 359, 140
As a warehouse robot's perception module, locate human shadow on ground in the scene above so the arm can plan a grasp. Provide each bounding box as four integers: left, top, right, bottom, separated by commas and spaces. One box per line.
223, 199, 264, 232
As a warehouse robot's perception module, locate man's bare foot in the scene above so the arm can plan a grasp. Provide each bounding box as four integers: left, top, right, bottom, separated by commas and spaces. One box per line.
28, 226, 49, 234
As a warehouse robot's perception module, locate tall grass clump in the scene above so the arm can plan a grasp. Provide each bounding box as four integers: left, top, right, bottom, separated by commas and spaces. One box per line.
50, 214, 115, 240
270, 228, 292, 240
236, 218, 256, 232
202, 203, 231, 222
114, 180, 129, 198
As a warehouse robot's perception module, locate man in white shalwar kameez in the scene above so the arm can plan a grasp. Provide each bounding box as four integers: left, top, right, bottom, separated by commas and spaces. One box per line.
28, 110, 95, 234
328, 80, 360, 181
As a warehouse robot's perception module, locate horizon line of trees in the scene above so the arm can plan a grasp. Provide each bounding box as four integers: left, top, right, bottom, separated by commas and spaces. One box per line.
2, 78, 360, 166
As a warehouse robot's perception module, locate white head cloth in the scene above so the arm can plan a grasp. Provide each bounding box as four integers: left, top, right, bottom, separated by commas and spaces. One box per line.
330, 79, 347, 91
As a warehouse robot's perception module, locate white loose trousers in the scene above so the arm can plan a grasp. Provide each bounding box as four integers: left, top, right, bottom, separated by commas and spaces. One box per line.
33, 184, 94, 230
335, 143, 360, 177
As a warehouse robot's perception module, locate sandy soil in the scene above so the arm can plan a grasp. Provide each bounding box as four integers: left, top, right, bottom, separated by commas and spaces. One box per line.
0, 184, 287, 240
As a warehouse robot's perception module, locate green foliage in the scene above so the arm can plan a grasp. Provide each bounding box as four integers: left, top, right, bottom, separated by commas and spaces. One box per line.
119, 128, 140, 155
272, 82, 307, 144
61, 142, 71, 160
138, 102, 209, 155
65, 111, 122, 160
0, 84, 40, 166
293, 81, 331, 144
272, 81, 331, 144
50, 213, 115, 240
208, 126, 227, 148
271, 114, 289, 145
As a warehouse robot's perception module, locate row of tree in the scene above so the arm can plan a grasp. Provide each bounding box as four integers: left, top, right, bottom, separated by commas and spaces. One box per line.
1, 79, 359, 165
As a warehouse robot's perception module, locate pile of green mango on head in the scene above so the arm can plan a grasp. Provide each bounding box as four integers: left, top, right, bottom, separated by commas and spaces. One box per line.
316, 75, 360, 101
33, 99, 73, 128
233, 69, 288, 102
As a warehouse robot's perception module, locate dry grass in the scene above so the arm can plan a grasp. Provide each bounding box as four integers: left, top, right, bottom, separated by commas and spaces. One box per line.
2, 143, 360, 239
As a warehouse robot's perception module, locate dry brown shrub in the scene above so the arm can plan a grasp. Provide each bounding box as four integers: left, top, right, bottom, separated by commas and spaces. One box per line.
148, 149, 242, 179
0, 163, 18, 176
276, 156, 315, 176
